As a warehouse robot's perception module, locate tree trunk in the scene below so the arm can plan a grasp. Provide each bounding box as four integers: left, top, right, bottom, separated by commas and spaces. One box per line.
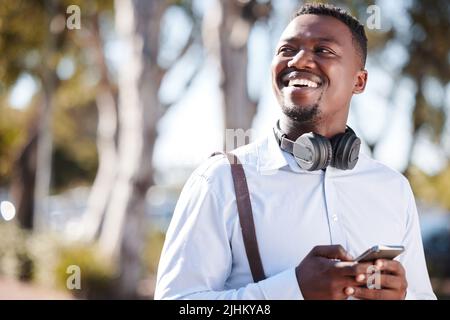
10, 126, 38, 229
204, 0, 270, 149
82, 13, 119, 241
404, 80, 426, 176
82, 86, 118, 240
33, 0, 58, 230
99, 0, 166, 298
33, 69, 57, 230
219, 0, 257, 133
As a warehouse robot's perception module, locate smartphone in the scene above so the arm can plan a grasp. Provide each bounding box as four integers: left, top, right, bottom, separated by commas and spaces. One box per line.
354, 245, 405, 262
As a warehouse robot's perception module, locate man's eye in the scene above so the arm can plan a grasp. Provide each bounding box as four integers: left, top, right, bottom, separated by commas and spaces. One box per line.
278, 47, 296, 55
316, 47, 333, 54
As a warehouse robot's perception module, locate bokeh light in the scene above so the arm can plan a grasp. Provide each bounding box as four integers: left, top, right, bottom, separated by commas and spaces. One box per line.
0, 201, 16, 221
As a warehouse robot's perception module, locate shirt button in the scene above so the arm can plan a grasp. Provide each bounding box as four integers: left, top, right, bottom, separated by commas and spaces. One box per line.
332, 214, 338, 221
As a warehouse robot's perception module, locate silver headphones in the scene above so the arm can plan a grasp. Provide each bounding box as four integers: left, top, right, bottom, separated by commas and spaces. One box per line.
273, 120, 361, 171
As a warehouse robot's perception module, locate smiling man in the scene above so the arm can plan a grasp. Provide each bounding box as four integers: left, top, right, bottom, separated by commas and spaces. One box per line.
155, 3, 436, 300
273, 7, 367, 142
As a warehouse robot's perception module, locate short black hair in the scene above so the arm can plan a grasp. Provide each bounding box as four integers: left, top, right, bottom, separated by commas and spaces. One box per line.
295, 3, 367, 67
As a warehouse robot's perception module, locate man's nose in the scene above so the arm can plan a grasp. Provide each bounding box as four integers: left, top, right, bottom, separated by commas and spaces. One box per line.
287, 49, 315, 69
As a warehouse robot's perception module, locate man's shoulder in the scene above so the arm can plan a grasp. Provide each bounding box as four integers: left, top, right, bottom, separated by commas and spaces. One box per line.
190, 138, 262, 184
358, 152, 410, 186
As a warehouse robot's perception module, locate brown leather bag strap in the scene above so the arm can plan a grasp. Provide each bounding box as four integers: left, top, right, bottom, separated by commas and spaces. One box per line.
210, 152, 266, 282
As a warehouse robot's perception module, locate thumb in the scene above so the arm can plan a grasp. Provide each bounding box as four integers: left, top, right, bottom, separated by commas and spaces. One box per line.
311, 245, 353, 261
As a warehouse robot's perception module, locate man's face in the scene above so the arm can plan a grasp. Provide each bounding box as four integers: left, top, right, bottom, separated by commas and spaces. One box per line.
271, 14, 367, 125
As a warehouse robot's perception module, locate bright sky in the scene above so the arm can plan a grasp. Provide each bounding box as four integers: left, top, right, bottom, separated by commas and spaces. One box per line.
8, 0, 450, 181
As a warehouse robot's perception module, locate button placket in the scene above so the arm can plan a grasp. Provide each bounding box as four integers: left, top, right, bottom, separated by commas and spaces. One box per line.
323, 170, 346, 246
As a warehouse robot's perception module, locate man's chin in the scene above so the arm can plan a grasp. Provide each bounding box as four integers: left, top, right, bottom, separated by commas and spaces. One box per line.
281, 103, 319, 123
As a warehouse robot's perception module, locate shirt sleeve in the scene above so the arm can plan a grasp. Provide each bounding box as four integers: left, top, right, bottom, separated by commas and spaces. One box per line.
400, 180, 437, 300
154, 171, 304, 300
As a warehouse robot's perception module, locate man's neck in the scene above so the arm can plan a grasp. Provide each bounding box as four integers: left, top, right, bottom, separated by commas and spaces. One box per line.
279, 114, 346, 140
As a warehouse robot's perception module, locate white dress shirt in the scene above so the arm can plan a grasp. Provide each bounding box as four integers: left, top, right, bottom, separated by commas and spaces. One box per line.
155, 129, 436, 300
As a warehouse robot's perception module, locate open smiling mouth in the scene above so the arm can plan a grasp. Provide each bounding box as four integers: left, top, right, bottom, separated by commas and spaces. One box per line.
280, 71, 324, 91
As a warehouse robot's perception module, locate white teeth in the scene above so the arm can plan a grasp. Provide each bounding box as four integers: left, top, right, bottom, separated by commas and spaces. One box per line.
288, 78, 318, 88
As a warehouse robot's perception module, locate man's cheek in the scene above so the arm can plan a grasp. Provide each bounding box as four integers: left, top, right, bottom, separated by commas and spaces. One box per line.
324, 79, 353, 100
271, 58, 283, 76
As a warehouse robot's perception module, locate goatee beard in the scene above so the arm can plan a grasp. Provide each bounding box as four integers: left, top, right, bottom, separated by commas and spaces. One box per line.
281, 103, 320, 124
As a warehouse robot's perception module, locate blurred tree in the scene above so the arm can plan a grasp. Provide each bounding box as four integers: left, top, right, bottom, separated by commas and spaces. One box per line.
75, 3, 118, 241
1, 0, 113, 228
400, 0, 449, 172
97, 0, 202, 298
33, 0, 60, 230
203, 0, 272, 148
1, 0, 105, 229
1, 105, 34, 228
0, 0, 60, 229
10, 122, 38, 229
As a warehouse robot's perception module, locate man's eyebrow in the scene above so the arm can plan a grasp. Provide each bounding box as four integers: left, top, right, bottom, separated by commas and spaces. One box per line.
279, 36, 342, 46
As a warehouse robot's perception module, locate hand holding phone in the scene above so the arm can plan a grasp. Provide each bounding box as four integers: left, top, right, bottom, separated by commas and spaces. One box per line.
343, 245, 407, 300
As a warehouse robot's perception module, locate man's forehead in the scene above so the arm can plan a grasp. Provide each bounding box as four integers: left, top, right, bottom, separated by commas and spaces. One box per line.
278, 14, 351, 44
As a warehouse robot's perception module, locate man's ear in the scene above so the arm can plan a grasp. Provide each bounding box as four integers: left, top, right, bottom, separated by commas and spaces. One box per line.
353, 69, 368, 94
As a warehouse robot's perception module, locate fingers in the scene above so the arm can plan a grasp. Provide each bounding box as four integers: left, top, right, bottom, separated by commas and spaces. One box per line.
331, 278, 362, 299
380, 274, 404, 290
337, 259, 406, 279
344, 266, 407, 298
350, 287, 401, 300
336, 261, 374, 276
344, 287, 355, 296
341, 276, 371, 299
311, 245, 354, 261
374, 259, 405, 276
352, 272, 403, 290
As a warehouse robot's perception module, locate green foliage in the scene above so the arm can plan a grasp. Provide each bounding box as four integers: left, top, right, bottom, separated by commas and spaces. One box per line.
0, 222, 117, 299
403, 0, 450, 141
0, 104, 28, 185
142, 227, 166, 275
0, 222, 33, 280
0, 0, 114, 191
408, 164, 450, 210
0, 1, 46, 88
26, 229, 63, 288
0, 221, 168, 299
51, 71, 99, 192
54, 243, 116, 299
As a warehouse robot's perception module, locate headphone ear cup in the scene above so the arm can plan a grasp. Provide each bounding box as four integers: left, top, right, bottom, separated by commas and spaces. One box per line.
332, 132, 361, 170
293, 133, 332, 171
